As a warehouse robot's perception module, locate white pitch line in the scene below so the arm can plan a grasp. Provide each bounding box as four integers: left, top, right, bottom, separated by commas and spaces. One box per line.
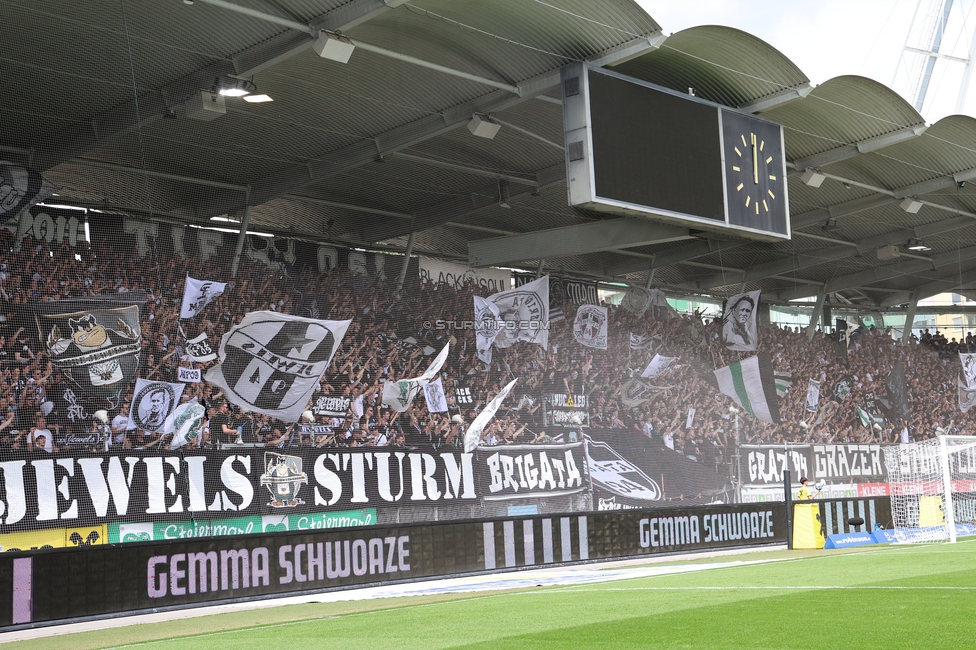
555, 585, 976, 592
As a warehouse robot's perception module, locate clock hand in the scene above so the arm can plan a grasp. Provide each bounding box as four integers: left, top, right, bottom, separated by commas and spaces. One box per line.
751, 133, 758, 184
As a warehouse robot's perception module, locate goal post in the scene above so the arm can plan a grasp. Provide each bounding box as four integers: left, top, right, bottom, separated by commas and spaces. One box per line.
883, 435, 976, 543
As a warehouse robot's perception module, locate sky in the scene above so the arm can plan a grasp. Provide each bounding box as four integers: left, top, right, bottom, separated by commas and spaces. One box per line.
636, 0, 976, 124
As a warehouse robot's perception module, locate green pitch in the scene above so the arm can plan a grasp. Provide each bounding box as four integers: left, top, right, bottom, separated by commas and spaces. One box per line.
10, 541, 976, 650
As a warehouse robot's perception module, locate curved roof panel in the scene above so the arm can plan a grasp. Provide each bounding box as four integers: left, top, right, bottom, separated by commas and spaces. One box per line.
610, 25, 809, 107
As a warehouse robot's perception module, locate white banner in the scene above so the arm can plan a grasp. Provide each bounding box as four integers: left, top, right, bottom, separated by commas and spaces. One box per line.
419, 258, 511, 294
484, 275, 549, 351
177, 367, 201, 383
641, 354, 678, 378
805, 379, 821, 413
204, 311, 351, 422
629, 332, 657, 350
474, 295, 501, 364
185, 332, 216, 363
180, 275, 227, 319
961, 353, 976, 388
573, 304, 608, 349
686, 407, 696, 429
423, 377, 450, 413
166, 397, 206, 449
127, 379, 185, 433
464, 378, 518, 452
620, 287, 652, 316
721, 290, 761, 352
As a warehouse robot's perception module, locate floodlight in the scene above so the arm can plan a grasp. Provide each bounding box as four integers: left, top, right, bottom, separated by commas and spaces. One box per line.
800, 168, 826, 188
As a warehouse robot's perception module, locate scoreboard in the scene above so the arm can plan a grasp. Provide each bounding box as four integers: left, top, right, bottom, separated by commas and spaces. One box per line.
561, 63, 790, 241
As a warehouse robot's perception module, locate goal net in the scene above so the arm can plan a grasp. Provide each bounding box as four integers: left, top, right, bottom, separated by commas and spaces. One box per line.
883, 436, 976, 543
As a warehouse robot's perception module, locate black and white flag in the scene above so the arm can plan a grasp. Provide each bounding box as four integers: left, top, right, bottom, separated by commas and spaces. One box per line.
423, 377, 450, 413
0, 161, 57, 226
620, 287, 653, 316
128, 379, 185, 433
480, 275, 549, 352
721, 290, 761, 352
961, 353, 976, 388
960, 375, 976, 413
629, 332, 657, 350
573, 304, 608, 350
185, 332, 217, 363
204, 311, 351, 422
180, 275, 227, 318
34, 293, 144, 409
474, 295, 502, 364
805, 379, 821, 413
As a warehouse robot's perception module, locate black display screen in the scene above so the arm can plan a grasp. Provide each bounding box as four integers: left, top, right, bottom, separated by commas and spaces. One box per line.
588, 70, 725, 222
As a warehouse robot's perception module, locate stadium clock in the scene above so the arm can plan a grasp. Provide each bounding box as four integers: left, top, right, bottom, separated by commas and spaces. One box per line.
721, 110, 788, 235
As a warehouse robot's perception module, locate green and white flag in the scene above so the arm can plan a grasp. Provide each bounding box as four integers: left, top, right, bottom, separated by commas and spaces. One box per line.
713, 355, 780, 424
774, 371, 792, 398
165, 397, 206, 449
856, 405, 883, 428
382, 342, 451, 412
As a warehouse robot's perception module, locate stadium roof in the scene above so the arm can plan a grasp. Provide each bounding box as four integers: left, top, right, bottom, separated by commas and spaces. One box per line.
7, 1, 976, 310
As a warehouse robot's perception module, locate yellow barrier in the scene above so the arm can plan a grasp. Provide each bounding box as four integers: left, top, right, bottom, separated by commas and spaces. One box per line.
792, 503, 825, 550
0, 525, 108, 553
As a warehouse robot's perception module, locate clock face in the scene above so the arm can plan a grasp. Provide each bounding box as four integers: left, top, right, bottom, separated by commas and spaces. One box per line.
721, 111, 788, 235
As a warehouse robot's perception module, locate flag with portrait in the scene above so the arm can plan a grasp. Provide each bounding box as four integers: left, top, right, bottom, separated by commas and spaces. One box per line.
127, 379, 185, 433
423, 377, 450, 413
721, 290, 761, 352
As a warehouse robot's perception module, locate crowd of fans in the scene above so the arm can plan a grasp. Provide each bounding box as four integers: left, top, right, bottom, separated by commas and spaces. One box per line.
0, 223, 969, 478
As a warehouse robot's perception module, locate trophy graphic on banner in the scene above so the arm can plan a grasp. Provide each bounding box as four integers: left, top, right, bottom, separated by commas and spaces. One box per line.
260, 452, 308, 508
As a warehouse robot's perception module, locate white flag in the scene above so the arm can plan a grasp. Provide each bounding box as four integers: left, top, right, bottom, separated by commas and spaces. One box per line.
474, 295, 501, 364
960, 375, 976, 413
481, 276, 549, 352
204, 311, 351, 422
180, 275, 227, 319
177, 367, 201, 383
128, 379, 185, 433
620, 287, 653, 316
185, 332, 217, 362
629, 332, 656, 350
805, 379, 821, 413
961, 353, 976, 388
686, 407, 696, 429
463, 378, 518, 452
573, 304, 608, 349
165, 397, 206, 449
641, 354, 678, 378
423, 377, 450, 413
382, 343, 450, 412
721, 290, 761, 352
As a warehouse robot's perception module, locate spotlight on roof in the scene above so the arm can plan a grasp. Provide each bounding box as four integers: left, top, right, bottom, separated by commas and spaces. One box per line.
242, 94, 273, 103
907, 239, 931, 251
468, 114, 501, 140
900, 197, 923, 214
216, 77, 255, 97
800, 168, 826, 188
314, 32, 355, 63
